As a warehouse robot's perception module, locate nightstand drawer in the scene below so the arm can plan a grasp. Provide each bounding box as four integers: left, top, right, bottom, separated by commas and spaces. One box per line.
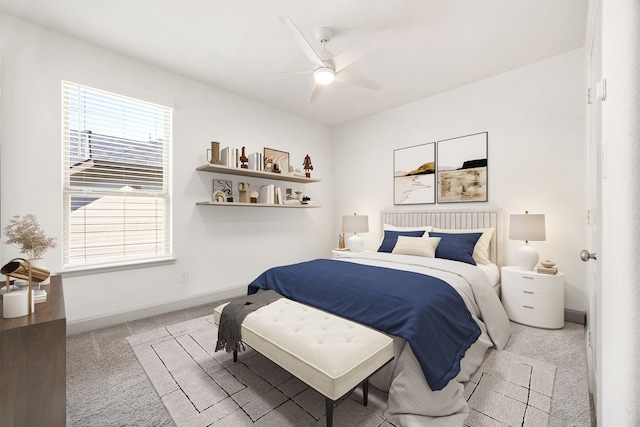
503, 303, 564, 329
502, 286, 564, 309
503, 271, 563, 294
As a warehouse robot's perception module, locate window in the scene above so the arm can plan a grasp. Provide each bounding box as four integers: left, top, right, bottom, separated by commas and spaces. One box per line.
62, 81, 172, 269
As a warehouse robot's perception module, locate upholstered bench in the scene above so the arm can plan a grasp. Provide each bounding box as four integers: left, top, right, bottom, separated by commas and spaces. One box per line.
214, 298, 394, 427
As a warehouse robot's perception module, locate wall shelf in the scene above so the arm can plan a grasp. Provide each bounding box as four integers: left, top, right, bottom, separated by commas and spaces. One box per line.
196, 201, 320, 208
196, 164, 320, 183
196, 163, 320, 208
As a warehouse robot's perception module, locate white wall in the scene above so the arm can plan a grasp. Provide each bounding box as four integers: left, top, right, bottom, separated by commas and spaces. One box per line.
0, 13, 334, 332
332, 49, 588, 312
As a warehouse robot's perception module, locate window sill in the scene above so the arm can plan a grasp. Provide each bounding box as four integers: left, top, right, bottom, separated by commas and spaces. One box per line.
59, 257, 176, 277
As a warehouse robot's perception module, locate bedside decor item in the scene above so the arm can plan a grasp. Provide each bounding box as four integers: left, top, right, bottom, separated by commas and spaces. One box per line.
206, 141, 222, 165
394, 142, 436, 205
250, 191, 259, 203
342, 213, 369, 252
537, 260, 558, 275
238, 182, 250, 203
437, 132, 488, 203
303, 154, 313, 178
1, 258, 50, 317
509, 211, 546, 271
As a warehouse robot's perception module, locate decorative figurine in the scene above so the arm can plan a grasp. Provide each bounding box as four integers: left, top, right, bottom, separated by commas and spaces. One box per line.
238, 182, 250, 203
303, 154, 313, 178
206, 141, 222, 165
239, 146, 249, 169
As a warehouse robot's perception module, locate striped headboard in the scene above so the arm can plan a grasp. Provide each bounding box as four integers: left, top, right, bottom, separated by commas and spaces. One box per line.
380, 209, 504, 267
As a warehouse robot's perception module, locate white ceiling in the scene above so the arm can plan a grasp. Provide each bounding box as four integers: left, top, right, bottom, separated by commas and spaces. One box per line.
0, 0, 588, 127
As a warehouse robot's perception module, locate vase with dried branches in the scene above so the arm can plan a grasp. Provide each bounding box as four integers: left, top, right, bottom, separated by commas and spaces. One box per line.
3, 214, 57, 284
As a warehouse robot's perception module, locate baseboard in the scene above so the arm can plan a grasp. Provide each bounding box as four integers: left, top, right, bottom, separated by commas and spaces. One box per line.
565, 308, 586, 325
66, 285, 246, 335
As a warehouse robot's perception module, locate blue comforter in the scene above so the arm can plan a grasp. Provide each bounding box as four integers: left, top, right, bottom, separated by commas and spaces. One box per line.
248, 258, 481, 390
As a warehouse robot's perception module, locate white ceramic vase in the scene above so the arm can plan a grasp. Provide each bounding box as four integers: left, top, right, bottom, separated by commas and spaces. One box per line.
28, 258, 51, 285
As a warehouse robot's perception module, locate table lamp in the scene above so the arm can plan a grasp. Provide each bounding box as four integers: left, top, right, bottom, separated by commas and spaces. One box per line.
509, 211, 546, 271
342, 213, 369, 252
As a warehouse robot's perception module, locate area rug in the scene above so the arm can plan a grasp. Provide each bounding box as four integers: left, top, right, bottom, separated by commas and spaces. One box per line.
127, 315, 556, 427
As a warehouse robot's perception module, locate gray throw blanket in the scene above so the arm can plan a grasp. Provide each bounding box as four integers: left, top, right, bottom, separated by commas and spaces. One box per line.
215, 290, 283, 353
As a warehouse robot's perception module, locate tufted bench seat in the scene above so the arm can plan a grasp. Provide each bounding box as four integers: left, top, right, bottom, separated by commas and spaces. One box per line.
214, 298, 394, 427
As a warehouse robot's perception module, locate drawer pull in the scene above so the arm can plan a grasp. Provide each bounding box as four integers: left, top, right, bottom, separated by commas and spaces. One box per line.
523, 305, 535, 309
523, 290, 534, 294
523, 276, 535, 280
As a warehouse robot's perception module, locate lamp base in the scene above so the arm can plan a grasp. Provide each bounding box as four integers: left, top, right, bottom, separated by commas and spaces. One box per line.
516, 243, 539, 271
347, 234, 364, 252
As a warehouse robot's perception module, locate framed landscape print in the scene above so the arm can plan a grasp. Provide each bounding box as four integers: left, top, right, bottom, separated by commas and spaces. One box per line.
394, 142, 436, 205
436, 132, 488, 203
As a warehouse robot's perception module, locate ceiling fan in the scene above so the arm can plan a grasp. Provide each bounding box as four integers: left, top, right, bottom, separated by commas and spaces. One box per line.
278, 16, 391, 103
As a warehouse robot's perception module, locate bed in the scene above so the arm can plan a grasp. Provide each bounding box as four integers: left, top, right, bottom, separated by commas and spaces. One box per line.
247, 209, 511, 426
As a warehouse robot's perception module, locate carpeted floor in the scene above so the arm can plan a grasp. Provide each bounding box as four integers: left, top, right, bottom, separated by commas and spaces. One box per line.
125, 314, 556, 426
66, 300, 593, 426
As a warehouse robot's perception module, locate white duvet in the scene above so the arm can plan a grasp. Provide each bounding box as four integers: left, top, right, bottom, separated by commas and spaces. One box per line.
333, 251, 511, 426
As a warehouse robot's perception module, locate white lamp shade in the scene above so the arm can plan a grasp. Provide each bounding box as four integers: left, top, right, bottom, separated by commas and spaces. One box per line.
342, 215, 369, 234
509, 213, 546, 242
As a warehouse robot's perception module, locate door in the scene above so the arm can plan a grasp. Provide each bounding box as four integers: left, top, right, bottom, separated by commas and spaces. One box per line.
585, 0, 603, 413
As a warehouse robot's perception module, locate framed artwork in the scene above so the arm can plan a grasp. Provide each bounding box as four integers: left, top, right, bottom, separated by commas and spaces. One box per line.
264, 148, 289, 174
213, 179, 232, 201
394, 142, 436, 205
436, 132, 488, 203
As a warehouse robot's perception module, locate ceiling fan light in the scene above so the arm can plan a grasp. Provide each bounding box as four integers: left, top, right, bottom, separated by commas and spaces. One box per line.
314, 67, 335, 85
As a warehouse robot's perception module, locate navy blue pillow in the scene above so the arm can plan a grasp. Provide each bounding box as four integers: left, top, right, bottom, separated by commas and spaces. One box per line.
428, 232, 482, 265
377, 230, 426, 253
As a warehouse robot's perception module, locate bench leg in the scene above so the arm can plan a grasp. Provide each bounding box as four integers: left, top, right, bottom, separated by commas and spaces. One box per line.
325, 397, 333, 427
233, 350, 237, 362
363, 378, 369, 406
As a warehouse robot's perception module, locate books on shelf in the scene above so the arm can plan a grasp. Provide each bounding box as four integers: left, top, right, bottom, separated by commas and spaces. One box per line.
248, 152, 263, 171
220, 147, 238, 167
259, 184, 274, 204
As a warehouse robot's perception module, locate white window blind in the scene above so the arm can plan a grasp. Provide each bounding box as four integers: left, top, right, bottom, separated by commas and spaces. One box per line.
62, 81, 172, 268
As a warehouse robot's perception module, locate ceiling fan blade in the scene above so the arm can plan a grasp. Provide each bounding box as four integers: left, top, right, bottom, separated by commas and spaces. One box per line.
260, 70, 313, 76
279, 16, 324, 67
309, 81, 322, 103
334, 69, 382, 91
332, 30, 392, 71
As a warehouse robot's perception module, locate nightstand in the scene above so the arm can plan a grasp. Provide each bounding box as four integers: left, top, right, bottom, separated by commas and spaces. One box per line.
331, 249, 350, 257
501, 266, 565, 329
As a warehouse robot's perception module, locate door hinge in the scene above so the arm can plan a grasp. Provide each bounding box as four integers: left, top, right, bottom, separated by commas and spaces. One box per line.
587, 87, 592, 105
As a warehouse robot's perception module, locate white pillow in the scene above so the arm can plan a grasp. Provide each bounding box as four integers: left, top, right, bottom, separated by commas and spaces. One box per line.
431, 227, 495, 264
392, 236, 441, 258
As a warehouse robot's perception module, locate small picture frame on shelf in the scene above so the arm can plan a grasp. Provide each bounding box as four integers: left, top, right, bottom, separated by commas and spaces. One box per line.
213, 179, 232, 201
264, 148, 289, 174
